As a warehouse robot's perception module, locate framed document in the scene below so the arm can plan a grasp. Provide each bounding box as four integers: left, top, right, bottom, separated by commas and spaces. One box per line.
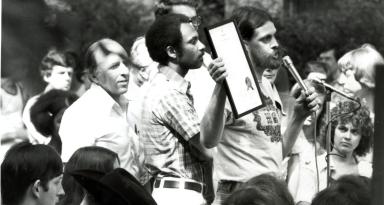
205, 19, 264, 118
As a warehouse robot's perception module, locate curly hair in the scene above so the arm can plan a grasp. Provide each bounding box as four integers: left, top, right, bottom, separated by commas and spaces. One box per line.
320, 100, 374, 156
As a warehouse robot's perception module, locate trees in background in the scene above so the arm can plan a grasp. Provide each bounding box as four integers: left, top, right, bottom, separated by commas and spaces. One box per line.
277, 0, 384, 71
62, 0, 153, 53
4, 0, 383, 93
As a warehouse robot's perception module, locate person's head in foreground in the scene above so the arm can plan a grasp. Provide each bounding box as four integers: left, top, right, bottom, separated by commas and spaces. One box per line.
223, 186, 293, 205
311, 175, 371, 205
70, 168, 157, 205
241, 173, 294, 205
1, 142, 63, 205
60, 146, 120, 205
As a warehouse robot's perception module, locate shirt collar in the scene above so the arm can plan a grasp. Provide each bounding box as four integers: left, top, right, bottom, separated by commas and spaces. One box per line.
159, 65, 191, 94
89, 84, 125, 114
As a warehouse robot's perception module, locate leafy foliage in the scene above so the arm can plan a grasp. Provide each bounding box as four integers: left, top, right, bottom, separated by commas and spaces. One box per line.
63, 0, 153, 54
277, 0, 384, 71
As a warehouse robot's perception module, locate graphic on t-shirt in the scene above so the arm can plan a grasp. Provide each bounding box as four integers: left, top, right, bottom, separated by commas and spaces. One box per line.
252, 96, 282, 142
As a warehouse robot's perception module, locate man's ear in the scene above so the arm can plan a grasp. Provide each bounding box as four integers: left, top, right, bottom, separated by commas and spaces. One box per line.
31, 179, 42, 198
43, 73, 51, 83
89, 71, 99, 84
166, 46, 177, 60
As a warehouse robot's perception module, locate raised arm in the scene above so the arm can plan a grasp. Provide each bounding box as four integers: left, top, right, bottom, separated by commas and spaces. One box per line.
200, 58, 228, 148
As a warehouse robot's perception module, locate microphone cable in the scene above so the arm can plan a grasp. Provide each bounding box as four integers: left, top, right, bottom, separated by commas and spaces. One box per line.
313, 112, 320, 192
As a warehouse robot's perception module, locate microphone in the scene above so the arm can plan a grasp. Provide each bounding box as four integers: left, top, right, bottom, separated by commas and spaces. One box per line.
282, 56, 308, 93
311, 78, 353, 100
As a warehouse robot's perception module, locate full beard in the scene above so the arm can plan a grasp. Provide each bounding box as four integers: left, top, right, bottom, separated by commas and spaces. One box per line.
250, 48, 282, 71
257, 54, 282, 70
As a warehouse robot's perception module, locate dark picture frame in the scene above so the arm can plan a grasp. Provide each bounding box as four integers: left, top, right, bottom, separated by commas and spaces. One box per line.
204, 19, 265, 118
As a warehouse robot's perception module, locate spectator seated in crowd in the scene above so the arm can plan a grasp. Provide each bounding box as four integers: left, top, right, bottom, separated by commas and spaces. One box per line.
125, 36, 156, 134
337, 44, 384, 115
294, 100, 373, 205
59, 146, 120, 205
23, 48, 76, 145
70, 168, 157, 205
311, 175, 371, 205
30, 89, 78, 154
1, 142, 63, 205
1, 66, 29, 162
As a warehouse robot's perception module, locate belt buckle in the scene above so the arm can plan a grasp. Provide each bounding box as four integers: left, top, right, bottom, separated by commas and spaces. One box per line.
155, 178, 203, 194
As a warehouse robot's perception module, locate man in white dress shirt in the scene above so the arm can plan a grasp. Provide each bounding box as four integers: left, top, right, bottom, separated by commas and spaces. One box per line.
59, 38, 145, 182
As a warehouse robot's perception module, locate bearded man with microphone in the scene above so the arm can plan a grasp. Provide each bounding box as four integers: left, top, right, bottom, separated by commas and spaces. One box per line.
200, 7, 322, 204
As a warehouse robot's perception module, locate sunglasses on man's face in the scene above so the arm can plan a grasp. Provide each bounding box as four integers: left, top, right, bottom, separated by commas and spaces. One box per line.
189, 15, 202, 29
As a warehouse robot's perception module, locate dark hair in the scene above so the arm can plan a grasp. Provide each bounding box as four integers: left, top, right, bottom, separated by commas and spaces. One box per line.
39, 48, 77, 77
146, 13, 190, 65
30, 89, 78, 154
242, 174, 294, 205
312, 175, 371, 205
84, 38, 129, 76
60, 146, 120, 205
304, 61, 328, 78
231, 6, 273, 41
320, 43, 359, 62
224, 186, 284, 205
1, 142, 63, 205
320, 101, 373, 156
154, 0, 198, 17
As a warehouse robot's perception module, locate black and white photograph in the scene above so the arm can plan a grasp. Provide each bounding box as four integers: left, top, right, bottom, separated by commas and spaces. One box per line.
2, 0, 384, 205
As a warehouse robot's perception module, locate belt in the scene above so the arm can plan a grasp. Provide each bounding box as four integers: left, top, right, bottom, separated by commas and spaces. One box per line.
154, 178, 204, 194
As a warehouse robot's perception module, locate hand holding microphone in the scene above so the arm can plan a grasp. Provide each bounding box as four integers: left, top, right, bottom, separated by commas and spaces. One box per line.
282, 56, 309, 94
282, 56, 321, 114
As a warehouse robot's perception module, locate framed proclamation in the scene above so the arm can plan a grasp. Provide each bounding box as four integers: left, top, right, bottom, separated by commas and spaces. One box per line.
205, 19, 264, 119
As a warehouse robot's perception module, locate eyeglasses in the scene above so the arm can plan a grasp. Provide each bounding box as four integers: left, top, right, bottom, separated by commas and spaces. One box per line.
189, 15, 202, 29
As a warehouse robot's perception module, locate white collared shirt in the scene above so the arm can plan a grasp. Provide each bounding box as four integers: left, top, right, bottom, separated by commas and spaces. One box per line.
59, 84, 145, 180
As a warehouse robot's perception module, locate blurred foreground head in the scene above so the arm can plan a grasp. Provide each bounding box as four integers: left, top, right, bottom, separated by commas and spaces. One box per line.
312, 175, 371, 205
1, 142, 63, 205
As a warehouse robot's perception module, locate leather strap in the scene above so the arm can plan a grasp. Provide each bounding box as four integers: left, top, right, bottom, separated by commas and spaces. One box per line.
154, 178, 203, 193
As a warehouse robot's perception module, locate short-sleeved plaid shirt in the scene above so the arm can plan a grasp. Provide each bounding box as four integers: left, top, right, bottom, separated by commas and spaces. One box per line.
139, 66, 204, 183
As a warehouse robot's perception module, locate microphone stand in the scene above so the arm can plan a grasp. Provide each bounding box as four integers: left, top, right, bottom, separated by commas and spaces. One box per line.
317, 80, 361, 187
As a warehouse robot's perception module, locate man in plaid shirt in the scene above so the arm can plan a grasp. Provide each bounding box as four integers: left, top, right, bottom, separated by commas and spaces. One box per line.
139, 13, 216, 205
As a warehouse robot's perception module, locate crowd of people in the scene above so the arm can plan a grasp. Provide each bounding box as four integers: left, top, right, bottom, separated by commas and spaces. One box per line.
2, 0, 383, 205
